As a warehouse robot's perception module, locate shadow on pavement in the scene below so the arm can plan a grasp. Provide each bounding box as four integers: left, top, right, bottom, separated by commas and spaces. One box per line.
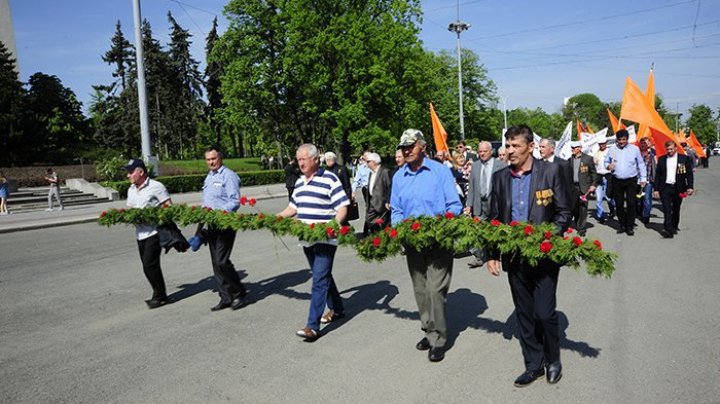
321, 280, 400, 337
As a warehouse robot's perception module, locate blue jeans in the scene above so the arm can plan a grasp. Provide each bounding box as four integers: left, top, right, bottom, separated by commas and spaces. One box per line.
303, 243, 344, 331
595, 175, 615, 219
636, 183, 653, 219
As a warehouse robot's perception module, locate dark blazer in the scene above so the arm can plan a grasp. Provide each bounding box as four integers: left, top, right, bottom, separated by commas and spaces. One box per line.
326, 164, 352, 199
654, 154, 694, 193
367, 166, 391, 214
466, 157, 506, 217
158, 222, 190, 253
572, 153, 599, 193
489, 158, 572, 264
284, 163, 300, 189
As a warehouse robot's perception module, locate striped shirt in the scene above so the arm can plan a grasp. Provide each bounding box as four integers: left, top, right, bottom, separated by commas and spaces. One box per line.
290, 168, 350, 246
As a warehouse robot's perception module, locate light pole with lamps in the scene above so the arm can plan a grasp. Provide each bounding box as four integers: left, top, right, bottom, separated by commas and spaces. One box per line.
448, 18, 470, 141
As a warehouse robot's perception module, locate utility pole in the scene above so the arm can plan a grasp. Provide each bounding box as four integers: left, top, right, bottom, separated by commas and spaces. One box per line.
448, 0, 470, 141
501, 97, 508, 147
132, 0, 154, 172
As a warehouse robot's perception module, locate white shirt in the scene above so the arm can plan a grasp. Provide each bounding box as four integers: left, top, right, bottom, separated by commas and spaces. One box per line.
595, 148, 610, 174
544, 155, 556, 163
665, 154, 678, 185
127, 178, 171, 240
368, 167, 379, 196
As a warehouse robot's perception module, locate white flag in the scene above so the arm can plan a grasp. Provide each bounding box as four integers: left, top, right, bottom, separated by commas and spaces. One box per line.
626, 125, 637, 143
532, 133, 542, 159
555, 121, 573, 160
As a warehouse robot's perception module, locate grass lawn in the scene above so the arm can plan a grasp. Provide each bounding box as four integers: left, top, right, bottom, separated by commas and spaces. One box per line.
161, 157, 265, 174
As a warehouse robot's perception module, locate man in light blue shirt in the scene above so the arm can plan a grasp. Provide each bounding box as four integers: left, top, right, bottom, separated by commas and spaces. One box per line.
390, 129, 462, 363
196, 146, 247, 311
604, 129, 647, 235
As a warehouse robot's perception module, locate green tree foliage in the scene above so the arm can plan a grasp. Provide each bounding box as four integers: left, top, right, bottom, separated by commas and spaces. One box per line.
507, 108, 566, 138
562, 93, 605, 130
685, 104, 717, 145
204, 17, 226, 148
0, 40, 24, 163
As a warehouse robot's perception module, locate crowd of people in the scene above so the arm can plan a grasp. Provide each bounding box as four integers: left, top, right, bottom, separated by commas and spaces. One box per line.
120, 125, 707, 389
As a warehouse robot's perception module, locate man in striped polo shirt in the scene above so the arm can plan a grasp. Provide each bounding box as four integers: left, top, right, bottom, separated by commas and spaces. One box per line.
278, 144, 350, 341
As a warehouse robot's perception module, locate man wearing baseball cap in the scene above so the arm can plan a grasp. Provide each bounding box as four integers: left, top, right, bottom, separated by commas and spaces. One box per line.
391, 129, 462, 362
569, 141, 598, 236
125, 158, 173, 309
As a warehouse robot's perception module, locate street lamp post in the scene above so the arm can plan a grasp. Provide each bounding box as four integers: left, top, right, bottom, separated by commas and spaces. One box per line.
448, 20, 470, 141
132, 0, 154, 172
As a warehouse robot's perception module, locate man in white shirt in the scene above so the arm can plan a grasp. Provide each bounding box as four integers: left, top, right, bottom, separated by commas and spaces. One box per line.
125, 159, 172, 309
593, 135, 615, 223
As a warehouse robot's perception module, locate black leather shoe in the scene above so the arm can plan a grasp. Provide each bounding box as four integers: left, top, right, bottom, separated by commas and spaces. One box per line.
416, 337, 431, 351
617, 227, 626, 234
230, 296, 246, 310
626, 228, 634, 236
211, 301, 231, 311
428, 346, 445, 362
672, 228, 678, 235
577, 230, 586, 237
145, 297, 167, 309
660, 229, 674, 239
546, 362, 563, 384
513, 369, 545, 387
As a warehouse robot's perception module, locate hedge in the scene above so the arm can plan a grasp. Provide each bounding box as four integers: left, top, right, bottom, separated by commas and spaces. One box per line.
101, 170, 285, 198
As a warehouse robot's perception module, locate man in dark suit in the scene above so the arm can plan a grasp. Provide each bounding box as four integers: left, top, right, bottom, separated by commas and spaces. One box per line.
488, 125, 572, 388
464, 141, 506, 267
653, 141, 694, 238
364, 152, 391, 233
539, 137, 573, 207
569, 141, 598, 236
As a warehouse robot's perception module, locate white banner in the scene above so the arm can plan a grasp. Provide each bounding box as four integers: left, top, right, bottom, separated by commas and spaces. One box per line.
581, 128, 608, 156
532, 133, 542, 159
555, 121, 573, 160
626, 125, 637, 144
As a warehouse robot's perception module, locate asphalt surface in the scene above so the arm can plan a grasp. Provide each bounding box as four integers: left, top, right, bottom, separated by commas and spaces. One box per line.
1, 169, 719, 403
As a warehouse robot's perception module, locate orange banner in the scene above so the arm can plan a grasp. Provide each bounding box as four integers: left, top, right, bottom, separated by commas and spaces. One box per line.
650, 127, 685, 158
430, 103, 449, 152
688, 130, 707, 158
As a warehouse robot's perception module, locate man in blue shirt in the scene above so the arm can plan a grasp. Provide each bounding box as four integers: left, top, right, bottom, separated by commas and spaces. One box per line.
390, 129, 462, 362
604, 129, 647, 235
196, 146, 247, 311
488, 125, 571, 387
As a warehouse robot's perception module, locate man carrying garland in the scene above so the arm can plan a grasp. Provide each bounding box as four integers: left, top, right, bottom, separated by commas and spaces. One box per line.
390, 129, 462, 362
487, 125, 572, 387
278, 143, 350, 341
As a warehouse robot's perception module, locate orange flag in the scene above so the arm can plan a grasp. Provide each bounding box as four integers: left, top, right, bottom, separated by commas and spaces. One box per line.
650, 127, 685, 158
576, 120, 584, 140
637, 69, 656, 142
607, 108, 625, 132
688, 130, 707, 158
620, 76, 674, 138
676, 129, 688, 144
430, 103, 449, 152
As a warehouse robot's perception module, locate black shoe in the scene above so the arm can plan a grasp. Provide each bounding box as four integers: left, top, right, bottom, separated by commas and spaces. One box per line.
230, 296, 246, 310
428, 346, 445, 362
661, 229, 674, 239
597, 217, 606, 224
577, 230, 586, 237
416, 337, 431, 351
672, 228, 678, 235
617, 227, 626, 234
546, 362, 563, 384
640, 216, 650, 225
626, 229, 634, 236
145, 297, 167, 309
211, 300, 232, 311
513, 369, 545, 387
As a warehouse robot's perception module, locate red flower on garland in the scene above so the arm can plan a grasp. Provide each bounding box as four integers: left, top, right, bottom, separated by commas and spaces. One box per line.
411, 222, 421, 232
257, 213, 264, 219
540, 240, 553, 253
205, 207, 212, 212
326, 227, 335, 238
544, 231, 553, 240
491, 219, 501, 227
403, 219, 411, 223
679, 192, 688, 199
390, 229, 398, 238
309, 223, 315, 229
372, 237, 382, 248
119, 209, 125, 213
563, 236, 569, 240
566, 227, 574, 234
276, 215, 283, 221
510, 220, 520, 227
473, 217, 481, 223
340, 225, 350, 235
100, 211, 107, 217
374, 218, 385, 225
191, 206, 197, 210
222, 210, 229, 215
249, 198, 257, 206
572, 236, 583, 247
240, 196, 248, 205
445, 212, 455, 219
594, 240, 603, 250
524, 225, 534, 235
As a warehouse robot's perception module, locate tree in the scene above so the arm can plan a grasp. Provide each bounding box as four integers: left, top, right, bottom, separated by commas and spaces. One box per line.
204, 17, 226, 148
562, 93, 605, 131
102, 21, 134, 92
685, 104, 717, 145
0, 40, 25, 164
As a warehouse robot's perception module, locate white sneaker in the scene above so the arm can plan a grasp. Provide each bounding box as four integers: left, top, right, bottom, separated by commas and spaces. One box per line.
46, 208, 53, 212
0, 212, 7, 215
58, 207, 64, 211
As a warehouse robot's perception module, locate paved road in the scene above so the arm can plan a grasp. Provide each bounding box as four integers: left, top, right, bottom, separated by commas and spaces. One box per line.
1, 169, 719, 403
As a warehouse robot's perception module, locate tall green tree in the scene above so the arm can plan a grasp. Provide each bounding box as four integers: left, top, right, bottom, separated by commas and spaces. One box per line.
685, 104, 717, 145
0, 40, 25, 164
562, 93, 605, 130
204, 17, 227, 149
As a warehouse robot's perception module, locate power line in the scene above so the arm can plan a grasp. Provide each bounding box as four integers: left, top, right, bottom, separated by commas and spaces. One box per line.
424, 0, 488, 14
169, 0, 209, 36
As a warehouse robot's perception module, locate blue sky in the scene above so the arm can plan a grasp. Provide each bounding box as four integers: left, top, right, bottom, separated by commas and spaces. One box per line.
7, 0, 720, 120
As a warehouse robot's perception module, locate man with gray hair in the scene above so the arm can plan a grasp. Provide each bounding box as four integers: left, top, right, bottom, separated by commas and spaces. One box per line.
391, 129, 462, 362
364, 152, 391, 234
323, 151, 351, 199
464, 141, 506, 267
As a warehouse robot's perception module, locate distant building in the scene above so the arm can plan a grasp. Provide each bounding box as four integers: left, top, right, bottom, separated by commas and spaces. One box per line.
0, 0, 18, 72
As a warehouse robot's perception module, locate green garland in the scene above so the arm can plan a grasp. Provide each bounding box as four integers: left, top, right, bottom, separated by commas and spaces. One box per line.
99, 205, 616, 278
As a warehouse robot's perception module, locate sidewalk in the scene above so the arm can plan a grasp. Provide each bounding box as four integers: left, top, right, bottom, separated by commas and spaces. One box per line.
0, 183, 288, 234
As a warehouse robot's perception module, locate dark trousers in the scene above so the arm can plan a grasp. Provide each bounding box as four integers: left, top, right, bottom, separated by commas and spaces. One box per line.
206, 228, 246, 303
507, 260, 560, 371
611, 176, 638, 229
571, 184, 588, 232
287, 187, 294, 201
660, 185, 683, 232
137, 235, 166, 299
303, 243, 343, 331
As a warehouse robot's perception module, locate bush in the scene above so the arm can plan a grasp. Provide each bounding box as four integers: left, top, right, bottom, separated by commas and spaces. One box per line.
96, 155, 129, 181
101, 170, 284, 198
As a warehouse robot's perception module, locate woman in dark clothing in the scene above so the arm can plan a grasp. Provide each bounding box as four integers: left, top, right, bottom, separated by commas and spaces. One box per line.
283, 158, 301, 200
